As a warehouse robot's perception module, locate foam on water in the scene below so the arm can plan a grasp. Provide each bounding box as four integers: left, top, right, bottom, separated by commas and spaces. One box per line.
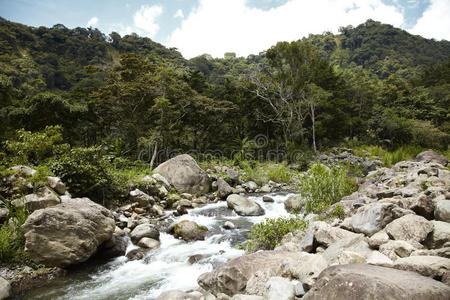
21, 192, 296, 300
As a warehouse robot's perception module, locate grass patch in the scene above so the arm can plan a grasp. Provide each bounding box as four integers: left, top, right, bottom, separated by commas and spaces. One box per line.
352, 145, 426, 167
0, 205, 30, 264
298, 163, 356, 214
267, 163, 292, 183
243, 216, 307, 252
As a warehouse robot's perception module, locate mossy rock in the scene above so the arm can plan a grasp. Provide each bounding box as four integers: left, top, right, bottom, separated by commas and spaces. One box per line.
173, 220, 208, 242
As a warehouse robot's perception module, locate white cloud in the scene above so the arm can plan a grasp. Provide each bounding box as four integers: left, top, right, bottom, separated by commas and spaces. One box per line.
410, 0, 450, 40
168, 0, 404, 59
174, 9, 184, 19
86, 17, 98, 28
133, 5, 163, 38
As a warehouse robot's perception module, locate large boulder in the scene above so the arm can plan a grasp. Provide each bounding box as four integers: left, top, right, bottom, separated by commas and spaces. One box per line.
129, 224, 160, 243
129, 189, 154, 207
313, 221, 362, 247
96, 228, 128, 259
425, 221, 450, 249
171, 220, 208, 241
435, 200, 450, 222
284, 195, 304, 213
303, 264, 450, 300
285, 252, 328, 288
393, 256, 450, 280
351, 202, 396, 236
153, 154, 210, 195
415, 150, 448, 166
264, 277, 295, 300
20, 198, 115, 267
385, 214, 434, 243
13, 186, 60, 212
227, 194, 264, 216
198, 250, 301, 296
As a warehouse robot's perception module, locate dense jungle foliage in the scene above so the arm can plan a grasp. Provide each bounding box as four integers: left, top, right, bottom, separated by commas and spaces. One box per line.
1, 17, 449, 168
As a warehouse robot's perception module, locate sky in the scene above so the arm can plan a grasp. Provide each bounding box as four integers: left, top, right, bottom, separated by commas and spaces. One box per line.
0, 0, 449, 59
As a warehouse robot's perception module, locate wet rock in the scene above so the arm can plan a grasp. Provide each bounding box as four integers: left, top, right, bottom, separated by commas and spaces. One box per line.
189, 254, 205, 264
435, 200, 450, 222
153, 154, 210, 195
137, 237, 160, 249
126, 248, 148, 261
302, 264, 450, 300
262, 196, 274, 202
130, 224, 160, 243
155, 290, 189, 300
21, 197, 115, 267
223, 221, 235, 230
227, 194, 264, 216
97, 229, 128, 259
172, 220, 207, 241
385, 214, 433, 243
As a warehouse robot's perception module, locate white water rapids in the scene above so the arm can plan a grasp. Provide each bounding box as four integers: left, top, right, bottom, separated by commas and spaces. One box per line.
19, 192, 297, 300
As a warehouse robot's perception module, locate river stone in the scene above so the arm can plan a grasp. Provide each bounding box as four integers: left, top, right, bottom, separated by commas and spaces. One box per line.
126, 248, 148, 261
265, 277, 295, 300
129, 189, 154, 207
130, 224, 160, 243
351, 202, 396, 236
435, 200, 450, 222
47, 176, 66, 194
385, 214, 434, 243
20, 197, 115, 267
262, 196, 274, 202
153, 154, 210, 195
96, 229, 128, 259
227, 194, 264, 216
198, 250, 301, 296
284, 195, 304, 213
302, 264, 450, 300
243, 181, 258, 191
416, 150, 448, 166
223, 221, 235, 230
173, 220, 207, 241
0, 277, 11, 300
393, 256, 450, 279
13, 186, 61, 212
217, 177, 233, 199
137, 237, 160, 249
226, 168, 240, 183
425, 221, 450, 249
379, 240, 417, 261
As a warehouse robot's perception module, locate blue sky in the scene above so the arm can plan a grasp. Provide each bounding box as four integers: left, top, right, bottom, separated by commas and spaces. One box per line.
1, 0, 449, 58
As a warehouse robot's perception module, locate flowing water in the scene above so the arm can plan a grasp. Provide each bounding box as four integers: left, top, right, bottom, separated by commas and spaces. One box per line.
17, 192, 297, 300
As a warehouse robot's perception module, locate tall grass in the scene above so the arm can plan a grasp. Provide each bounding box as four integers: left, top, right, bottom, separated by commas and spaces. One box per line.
0, 204, 29, 264
298, 163, 356, 214
353, 145, 426, 167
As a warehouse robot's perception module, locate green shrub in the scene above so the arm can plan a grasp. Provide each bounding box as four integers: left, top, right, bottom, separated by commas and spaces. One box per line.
4, 126, 69, 165
298, 163, 356, 214
50, 146, 115, 204
244, 217, 307, 252
409, 119, 449, 150
267, 164, 292, 183
0, 205, 29, 264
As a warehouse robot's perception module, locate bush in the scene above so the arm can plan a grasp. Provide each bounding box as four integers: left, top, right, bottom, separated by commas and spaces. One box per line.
409, 119, 449, 149
298, 163, 356, 214
244, 217, 307, 252
0, 205, 29, 264
50, 146, 115, 204
4, 126, 69, 166
267, 163, 292, 183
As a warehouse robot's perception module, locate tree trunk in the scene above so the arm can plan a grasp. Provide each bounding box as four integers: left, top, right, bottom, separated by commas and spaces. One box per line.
149, 141, 158, 170
311, 102, 317, 153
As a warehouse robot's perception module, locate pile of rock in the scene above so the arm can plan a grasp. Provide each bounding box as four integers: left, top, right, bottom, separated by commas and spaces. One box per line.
318, 148, 383, 174
156, 150, 450, 299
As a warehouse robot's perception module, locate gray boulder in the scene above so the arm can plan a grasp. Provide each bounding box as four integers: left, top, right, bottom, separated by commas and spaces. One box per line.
416, 150, 448, 166
152, 173, 171, 190
137, 237, 160, 249
9, 165, 36, 176
0, 277, 11, 300
21, 197, 115, 267
385, 214, 434, 243
227, 194, 264, 216
129, 189, 154, 207
284, 195, 304, 213
96, 229, 128, 259
198, 250, 301, 296
13, 186, 60, 212
172, 220, 208, 241
435, 200, 450, 222
286, 252, 328, 289
303, 264, 450, 300
425, 221, 450, 249
379, 240, 417, 261
153, 154, 210, 195
217, 178, 233, 199
265, 276, 295, 300
47, 176, 67, 194
393, 255, 450, 279
130, 224, 160, 243
351, 202, 396, 236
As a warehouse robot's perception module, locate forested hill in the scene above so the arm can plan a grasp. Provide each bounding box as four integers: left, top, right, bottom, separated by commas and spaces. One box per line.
189, 20, 450, 85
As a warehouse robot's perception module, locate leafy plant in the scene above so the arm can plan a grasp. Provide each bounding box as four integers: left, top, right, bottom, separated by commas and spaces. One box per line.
243, 217, 307, 252
267, 163, 292, 183
0, 204, 30, 264
298, 163, 356, 214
